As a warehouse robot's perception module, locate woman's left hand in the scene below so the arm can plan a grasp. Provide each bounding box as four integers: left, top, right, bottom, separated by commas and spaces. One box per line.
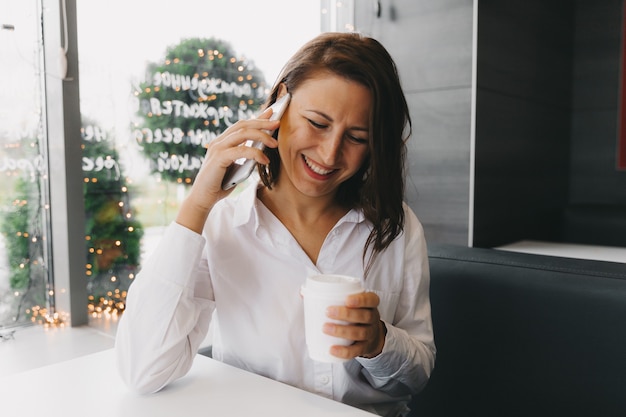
324, 291, 387, 360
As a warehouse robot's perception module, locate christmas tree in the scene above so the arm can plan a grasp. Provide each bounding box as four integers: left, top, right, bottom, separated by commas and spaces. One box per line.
81, 122, 144, 318
132, 37, 268, 184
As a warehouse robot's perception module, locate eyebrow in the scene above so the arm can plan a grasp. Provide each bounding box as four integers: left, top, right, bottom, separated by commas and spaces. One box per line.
307, 109, 369, 132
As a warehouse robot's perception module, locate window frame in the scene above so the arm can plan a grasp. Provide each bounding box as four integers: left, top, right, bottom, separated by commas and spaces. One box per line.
43, 0, 87, 326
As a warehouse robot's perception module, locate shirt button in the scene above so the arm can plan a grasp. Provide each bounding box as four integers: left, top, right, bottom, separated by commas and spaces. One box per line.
320, 375, 330, 385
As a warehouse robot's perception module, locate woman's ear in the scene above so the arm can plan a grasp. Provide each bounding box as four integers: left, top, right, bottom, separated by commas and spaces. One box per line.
277, 83, 288, 99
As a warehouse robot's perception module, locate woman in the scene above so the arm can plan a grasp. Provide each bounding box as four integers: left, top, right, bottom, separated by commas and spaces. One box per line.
115, 32, 435, 417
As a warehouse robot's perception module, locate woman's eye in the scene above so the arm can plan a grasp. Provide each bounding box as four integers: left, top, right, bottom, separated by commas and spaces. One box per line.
348, 135, 368, 145
308, 119, 327, 129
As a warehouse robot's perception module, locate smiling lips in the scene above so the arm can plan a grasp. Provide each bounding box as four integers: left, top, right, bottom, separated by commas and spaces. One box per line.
302, 155, 337, 177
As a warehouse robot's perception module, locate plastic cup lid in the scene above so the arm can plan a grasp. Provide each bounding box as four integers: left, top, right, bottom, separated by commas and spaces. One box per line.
302, 274, 362, 294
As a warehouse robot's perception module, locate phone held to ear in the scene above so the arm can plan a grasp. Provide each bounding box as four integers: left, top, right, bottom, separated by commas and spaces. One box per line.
221, 93, 291, 191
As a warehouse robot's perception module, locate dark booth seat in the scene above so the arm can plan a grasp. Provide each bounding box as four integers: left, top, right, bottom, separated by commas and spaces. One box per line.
409, 244, 626, 417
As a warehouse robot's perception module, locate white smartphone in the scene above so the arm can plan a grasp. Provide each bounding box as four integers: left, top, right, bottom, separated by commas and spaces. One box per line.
221, 93, 291, 190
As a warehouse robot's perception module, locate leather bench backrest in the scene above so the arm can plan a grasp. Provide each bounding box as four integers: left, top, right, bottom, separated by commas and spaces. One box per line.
410, 244, 626, 417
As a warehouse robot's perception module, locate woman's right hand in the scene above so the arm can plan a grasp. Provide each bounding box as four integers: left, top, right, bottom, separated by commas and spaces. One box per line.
175, 108, 281, 233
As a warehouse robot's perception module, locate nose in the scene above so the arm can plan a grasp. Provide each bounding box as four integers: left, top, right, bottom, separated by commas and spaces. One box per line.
318, 132, 343, 165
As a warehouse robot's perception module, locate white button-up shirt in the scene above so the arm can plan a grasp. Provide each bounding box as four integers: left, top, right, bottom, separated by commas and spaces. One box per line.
115, 179, 435, 417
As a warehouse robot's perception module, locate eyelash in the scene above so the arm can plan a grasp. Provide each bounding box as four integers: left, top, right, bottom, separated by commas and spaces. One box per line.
307, 119, 368, 145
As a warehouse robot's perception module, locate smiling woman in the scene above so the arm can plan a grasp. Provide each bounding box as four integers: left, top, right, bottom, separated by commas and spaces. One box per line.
115, 32, 435, 417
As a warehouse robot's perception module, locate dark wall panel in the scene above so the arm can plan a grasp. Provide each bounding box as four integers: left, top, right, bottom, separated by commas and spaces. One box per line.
473, 0, 574, 247
477, 0, 574, 107
570, 110, 624, 201
474, 91, 570, 246
570, 0, 626, 204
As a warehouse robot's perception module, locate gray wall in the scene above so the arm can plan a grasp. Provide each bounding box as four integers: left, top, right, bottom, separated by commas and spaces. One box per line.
355, 0, 475, 246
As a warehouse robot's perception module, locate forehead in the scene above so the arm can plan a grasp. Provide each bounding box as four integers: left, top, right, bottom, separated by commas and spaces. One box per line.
292, 72, 372, 119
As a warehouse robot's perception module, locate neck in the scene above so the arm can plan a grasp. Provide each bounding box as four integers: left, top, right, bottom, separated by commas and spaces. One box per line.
259, 184, 348, 264
260, 184, 344, 224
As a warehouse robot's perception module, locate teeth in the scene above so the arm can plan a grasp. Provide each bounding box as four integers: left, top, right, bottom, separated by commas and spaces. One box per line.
303, 155, 334, 175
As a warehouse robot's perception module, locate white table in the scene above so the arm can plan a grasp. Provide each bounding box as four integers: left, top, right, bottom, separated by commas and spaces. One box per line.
0, 349, 375, 416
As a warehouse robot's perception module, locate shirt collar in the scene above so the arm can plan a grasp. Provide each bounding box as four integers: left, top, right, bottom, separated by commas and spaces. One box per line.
232, 177, 262, 228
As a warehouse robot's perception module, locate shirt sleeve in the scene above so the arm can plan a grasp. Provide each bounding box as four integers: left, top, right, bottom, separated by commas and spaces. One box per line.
355, 207, 436, 396
115, 222, 215, 394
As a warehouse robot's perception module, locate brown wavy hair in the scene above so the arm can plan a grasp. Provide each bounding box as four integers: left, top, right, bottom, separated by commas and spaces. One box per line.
258, 32, 411, 269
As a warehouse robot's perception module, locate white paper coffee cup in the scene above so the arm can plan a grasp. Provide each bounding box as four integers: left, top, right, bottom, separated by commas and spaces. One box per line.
301, 274, 363, 363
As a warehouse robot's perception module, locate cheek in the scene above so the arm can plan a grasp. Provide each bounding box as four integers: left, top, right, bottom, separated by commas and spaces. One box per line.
348, 148, 370, 171
278, 120, 300, 144
276, 128, 306, 169
281, 126, 315, 156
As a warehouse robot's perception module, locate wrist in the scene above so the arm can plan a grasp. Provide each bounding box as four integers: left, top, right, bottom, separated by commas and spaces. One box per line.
176, 197, 214, 234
